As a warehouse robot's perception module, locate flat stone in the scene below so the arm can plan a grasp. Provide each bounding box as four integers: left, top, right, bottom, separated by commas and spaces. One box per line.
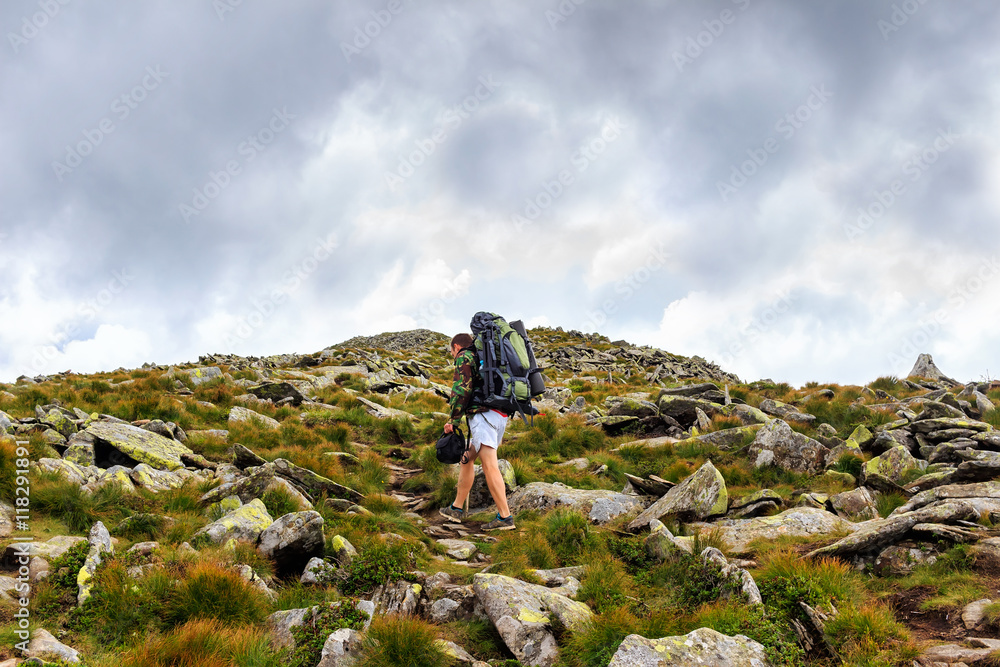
85, 421, 194, 471
229, 406, 281, 430
962, 598, 993, 630
607, 629, 769, 667
689, 507, 857, 556
507, 482, 646, 524
438, 539, 478, 560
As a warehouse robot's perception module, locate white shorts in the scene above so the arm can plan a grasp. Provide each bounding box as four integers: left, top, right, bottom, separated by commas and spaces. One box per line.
468, 410, 508, 452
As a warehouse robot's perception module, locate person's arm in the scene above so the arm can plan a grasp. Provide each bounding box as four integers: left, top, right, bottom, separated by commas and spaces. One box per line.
447, 350, 475, 429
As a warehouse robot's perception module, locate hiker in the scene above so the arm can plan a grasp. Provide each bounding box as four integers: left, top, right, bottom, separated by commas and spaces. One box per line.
438, 332, 516, 531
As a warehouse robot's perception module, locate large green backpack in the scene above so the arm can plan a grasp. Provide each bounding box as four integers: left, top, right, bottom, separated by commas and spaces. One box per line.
469, 312, 545, 424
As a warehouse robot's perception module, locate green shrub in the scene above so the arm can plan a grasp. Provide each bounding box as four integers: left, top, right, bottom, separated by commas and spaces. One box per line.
875, 492, 908, 518
341, 541, 415, 596
358, 615, 454, 667
260, 487, 300, 519
120, 619, 282, 667
289, 601, 369, 667
832, 453, 864, 477
824, 603, 916, 666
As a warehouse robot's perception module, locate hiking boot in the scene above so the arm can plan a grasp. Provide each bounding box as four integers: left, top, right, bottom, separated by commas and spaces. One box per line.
438, 505, 464, 523
482, 513, 516, 531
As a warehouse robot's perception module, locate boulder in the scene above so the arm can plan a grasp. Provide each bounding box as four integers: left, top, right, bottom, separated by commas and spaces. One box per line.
829, 487, 879, 522
892, 480, 1000, 517
371, 580, 422, 615
605, 396, 658, 418
181, 366, 224, 386
507, 482, 646, 524
962, 598, 992, 630
43, 408, 78, 438
229, 406, 281, 430
355, 396, 416, 421
473, 573, 594, 667
195, 498, 273, 545
26, 628, 81, 664
468, 459, 517, 508
607, 628, 770, 667
273, 458, 364, 503
644, 519, 691, 561
657, 394, 722, 424
316, 628, 363, 667
267, 600, 374, 650
200, 463, 276, 505
683, 424, 763, 450
872, 544, 939, 576
130, 463, 184, 492
329, 535, 358, 567
627, 461, 727, 531
250, 382, 307, 405
438, 539, 478, 560
907, 353, 960, 386
63, 443, 95, 467
300, 557, 337, 585
85, 421, 194, 471
806, 501, 978, 559
728, 489, 783, 519
77, 521, 113, 605
258, 511, 325, 573
689, 507, 857, 556
3, 536, 87, 566
233, 443, 268, 469
759, 399, 816, 424
748, 419, 829, 474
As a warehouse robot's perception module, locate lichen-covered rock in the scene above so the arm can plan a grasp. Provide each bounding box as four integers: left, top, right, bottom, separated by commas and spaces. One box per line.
829, 487, 878, 521
77, 521, 113, 605
891, 480, 1000, 517
200, 463, 276, 505
873, 544, 939, 576
759, 399, 815, 424
627, 461, 727, 531
2, 535, 88, 566
657, 394, 723, 424
862, 446, 918, 487
355, 396, 417, 421
43, 408, 78, 438
317, 628, 363, 667
85, 421, 194, 471
371, 579, 422, 615
689, 508, 857, 556
195, 498, 273, 545
507, 482, 647, 524
33, 458, 98, 485
181, 366, 224, 386
251, 382, 307, 405
748, 419, 829, 475
0, 410, 13, 434
63, 442, 95, 467
84, 466, 137, 495
721, 405, 770, 426
645, 519, 690, 561
438, 539, 477, 560
847, 424, 875, 449
607, 628, 771, 667
329, 534, 358, 567
273, 458, 364, 503
468, 459, 517, 508
807, 501, 978, 559
683, 424, 763, 450
229, 405, 281, 430
473, 573, 594, 667
605, 396, 658, 418
301, 557, 336, 585
910, 417, 993, 433
26, 628, 81, 663
257, 511, 325, 572
267, 600, 375, 650
130, 463, 183, 492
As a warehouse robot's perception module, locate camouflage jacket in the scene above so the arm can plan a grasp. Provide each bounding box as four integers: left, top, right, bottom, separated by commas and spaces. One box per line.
448, 348, 487, 426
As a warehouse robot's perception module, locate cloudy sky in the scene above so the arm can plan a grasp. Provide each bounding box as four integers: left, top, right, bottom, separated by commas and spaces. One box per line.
2, 0, 998, 386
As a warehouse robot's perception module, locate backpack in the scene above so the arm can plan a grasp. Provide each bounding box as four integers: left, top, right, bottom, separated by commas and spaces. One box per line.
436, 426, 468, 464
469, 312, 545, 424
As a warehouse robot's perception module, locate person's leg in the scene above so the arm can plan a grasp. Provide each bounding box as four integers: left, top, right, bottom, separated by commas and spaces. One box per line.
452, 445, 479, 509
477, 445, 510, 518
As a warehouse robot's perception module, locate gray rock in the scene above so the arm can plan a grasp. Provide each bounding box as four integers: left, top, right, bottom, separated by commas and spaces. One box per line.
438, 539, 477, 560
829, 487, 879, 522
26, 628, 80, 663
689, 507, 857, 556
257, 511, 325, 572
78, 521, 113, 605
657, 394, 723, 424
962, 598, 993, 630
507, 482, 646, 524
2, 535, 88, 566
233, 443, 268, 469
607, 629, 770, 667
317, 628, 363, 667
907, 353, 960, 386
300, 557, 336, 585
627, 461, 728, 531
251, 382, 307, 406
473, 573, 594, 667
194, 498, 274, 545
229, 406, 281, 430
355, 396, 416, 421
759, 399, 816, 424
371, 579, 422, 616
605, 396, 658, 418
748, 419, 829, 474
807, 501, 978, 559
273, 458, 364, 503
200, 463, 276, 505
181, 366, 224, 386
85, 421, 194, 471
872, 544, 939, 576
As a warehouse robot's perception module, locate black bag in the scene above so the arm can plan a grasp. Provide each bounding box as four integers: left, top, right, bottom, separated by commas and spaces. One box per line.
436, 427, 468, 464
